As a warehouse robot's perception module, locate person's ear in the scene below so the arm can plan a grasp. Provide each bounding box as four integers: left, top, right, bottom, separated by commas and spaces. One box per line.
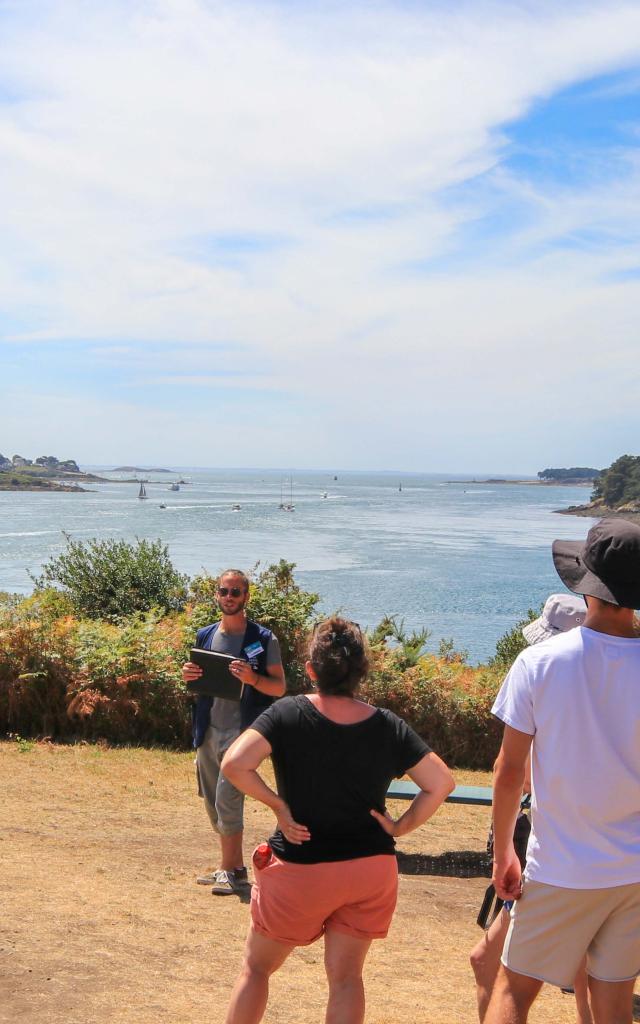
305, 660, 318, 682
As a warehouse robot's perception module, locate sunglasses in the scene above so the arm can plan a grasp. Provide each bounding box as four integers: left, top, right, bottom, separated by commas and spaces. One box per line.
218, 587, 245, 598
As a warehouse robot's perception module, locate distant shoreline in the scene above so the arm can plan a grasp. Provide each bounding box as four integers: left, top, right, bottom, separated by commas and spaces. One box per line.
111, 466, 172, 473
447, 479, 593, 487
0, 466, 184, 492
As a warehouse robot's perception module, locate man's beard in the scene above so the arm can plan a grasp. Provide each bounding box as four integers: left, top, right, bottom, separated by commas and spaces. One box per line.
218, 598, 246, 615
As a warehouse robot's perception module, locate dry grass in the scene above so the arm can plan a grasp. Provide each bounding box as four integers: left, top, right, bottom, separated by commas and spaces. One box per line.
1, 741, 635, 1024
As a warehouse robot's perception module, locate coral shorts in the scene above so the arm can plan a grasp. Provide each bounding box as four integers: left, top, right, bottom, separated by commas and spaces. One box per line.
251, 849, 398, 946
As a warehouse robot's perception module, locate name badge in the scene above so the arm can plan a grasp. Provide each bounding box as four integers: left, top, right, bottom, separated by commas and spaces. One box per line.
244, 641, 264, 659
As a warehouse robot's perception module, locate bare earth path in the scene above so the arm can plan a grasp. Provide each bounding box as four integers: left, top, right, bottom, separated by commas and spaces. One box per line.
1, 742, 636, 1024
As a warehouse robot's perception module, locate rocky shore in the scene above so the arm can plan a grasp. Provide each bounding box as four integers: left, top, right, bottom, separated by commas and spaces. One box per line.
555, 501, 640, 526
0, 478, 88, 492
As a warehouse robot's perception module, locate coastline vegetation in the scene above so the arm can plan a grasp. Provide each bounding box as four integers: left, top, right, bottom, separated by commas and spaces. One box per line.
537, 466, 601, 482
0, 542, 531, 768
0, 453, 105, 491
590, 454, 640, 508
558, 453, 640, 519
0, 468, 88, 492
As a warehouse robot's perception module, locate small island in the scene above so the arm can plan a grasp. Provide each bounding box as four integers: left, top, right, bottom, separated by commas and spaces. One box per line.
538, 466, 601, 484
0, 453, 106, 492
449, 466, 602, 487
556, 455, 640, 524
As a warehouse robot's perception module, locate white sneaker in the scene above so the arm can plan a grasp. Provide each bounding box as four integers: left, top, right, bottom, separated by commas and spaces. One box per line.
211, 868, 248, 895
196, 869, 223, 886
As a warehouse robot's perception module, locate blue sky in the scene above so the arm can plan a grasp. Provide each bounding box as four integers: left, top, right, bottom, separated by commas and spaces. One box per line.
1, 0, 639, 472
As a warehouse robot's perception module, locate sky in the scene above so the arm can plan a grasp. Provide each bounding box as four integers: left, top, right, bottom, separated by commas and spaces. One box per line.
1, 0, 639, 473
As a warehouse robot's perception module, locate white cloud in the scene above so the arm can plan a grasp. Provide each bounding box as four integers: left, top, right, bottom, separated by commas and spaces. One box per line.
1, 1, 640, 469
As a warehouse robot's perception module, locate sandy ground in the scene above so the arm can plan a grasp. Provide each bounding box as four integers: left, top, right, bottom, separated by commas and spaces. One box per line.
1, 741, 637, 1024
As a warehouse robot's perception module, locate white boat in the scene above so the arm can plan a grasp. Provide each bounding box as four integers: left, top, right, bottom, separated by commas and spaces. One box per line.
232, 503, 241, 511
138, 481, 148, 500
285, 475, 295, 511
278, 475, 295, 510
169, 482, 180, 491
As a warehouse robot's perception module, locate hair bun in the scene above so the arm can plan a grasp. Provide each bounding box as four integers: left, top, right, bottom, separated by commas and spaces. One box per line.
309, 617, 369, 696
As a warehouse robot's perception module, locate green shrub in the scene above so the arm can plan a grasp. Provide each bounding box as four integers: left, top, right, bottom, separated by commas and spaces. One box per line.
490, 608, 539, 669
32, 535, 188, 620
67, 611, 189, 746
0, 559, 539, 767
592, 453, 640, 505
246, 560, 319, 689
0, 560, 319, 747
361, 651, 504, 768
0, 599, 190, 745
368, 616, 431, 670
0, 598, 79, 738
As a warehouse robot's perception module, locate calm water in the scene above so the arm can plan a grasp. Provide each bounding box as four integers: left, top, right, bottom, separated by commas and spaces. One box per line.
0, 469, 596, 663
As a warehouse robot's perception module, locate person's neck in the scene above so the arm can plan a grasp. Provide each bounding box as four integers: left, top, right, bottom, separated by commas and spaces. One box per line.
220, 610, 247, 634
307, 691, 374, 724
583, 604, 636, 638
311, 692, 356, 707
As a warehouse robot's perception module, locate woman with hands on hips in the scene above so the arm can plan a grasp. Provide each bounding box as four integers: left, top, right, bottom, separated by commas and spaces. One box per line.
221, 616, 455, 1024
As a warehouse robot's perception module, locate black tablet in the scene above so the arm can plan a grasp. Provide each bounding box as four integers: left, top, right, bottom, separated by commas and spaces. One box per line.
186, 648, 244, 701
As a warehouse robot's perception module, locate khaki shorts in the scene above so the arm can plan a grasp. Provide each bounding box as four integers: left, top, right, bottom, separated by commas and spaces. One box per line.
502, 879, 640, 988
195, 726, 244, 835
251, 850, 398, 946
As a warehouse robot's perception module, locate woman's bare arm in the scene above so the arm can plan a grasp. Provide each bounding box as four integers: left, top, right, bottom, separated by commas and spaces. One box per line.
370, 752, 455, 838
221, 729, 310, 844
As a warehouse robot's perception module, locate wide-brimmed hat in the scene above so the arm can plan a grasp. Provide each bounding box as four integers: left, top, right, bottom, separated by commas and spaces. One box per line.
552, 517, 640, 609
522, 593, 586, 644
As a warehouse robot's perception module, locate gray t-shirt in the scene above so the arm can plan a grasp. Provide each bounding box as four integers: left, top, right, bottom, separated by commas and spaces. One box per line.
208, 626, 282, 732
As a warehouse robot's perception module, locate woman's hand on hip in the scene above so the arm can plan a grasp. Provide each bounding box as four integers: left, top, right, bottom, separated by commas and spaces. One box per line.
275, 802, 311, 845
369, 808, 398, 837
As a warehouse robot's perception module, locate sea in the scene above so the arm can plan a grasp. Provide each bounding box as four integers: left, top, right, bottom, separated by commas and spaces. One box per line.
0, 468, 597, 664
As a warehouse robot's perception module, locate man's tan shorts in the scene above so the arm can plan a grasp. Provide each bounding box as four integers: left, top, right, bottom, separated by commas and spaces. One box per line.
502, 879, 640, 988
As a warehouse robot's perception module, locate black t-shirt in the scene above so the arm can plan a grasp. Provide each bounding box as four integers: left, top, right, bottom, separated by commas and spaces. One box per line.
251, 695, 431, 864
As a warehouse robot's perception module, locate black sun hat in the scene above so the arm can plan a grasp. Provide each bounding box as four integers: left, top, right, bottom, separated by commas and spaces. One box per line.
552, 517, 640, 609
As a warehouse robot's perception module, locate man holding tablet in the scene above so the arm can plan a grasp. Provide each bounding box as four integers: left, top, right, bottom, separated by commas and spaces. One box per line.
182, 569, 286, 895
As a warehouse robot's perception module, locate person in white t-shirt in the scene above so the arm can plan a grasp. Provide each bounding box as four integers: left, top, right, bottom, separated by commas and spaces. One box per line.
485, 518, 640, 1024
470, 593, 591, 1024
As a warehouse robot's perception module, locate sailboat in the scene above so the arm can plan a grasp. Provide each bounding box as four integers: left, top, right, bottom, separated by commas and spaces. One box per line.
138, 481, 148, 500
280, 475, 295, 510
286, 476, 295, 511
169, 482, 180, 491
399, 482, 402, 492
